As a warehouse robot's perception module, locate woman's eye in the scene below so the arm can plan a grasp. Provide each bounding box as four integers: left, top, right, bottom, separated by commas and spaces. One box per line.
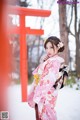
46, 47, 49, 49
45, 47, 53, 49
50, 47, 53, 49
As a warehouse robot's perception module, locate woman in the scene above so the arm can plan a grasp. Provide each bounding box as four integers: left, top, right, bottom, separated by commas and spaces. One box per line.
28, 36, 65, 120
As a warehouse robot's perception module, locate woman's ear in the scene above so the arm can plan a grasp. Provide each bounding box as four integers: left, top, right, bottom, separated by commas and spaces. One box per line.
54, 45, 59, 54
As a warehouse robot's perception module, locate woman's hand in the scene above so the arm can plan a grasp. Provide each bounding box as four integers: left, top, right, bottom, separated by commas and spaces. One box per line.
43, 55, 49, 62
40, 54, 49, 63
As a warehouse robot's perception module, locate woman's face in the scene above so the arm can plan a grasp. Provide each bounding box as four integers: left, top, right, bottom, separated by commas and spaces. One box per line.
45, 42, 58, 57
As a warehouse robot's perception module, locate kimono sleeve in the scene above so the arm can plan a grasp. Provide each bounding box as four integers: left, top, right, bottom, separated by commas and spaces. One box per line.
42, 59, 61, 82
33, 60, 61, 104
27, 81, 36, 108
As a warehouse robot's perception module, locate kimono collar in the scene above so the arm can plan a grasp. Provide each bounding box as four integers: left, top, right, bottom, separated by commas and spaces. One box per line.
46, 55, 64, 64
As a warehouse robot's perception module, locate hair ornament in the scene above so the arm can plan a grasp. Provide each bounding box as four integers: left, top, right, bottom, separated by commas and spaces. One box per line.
57, 42, 64, 48
44, 39, 47, 44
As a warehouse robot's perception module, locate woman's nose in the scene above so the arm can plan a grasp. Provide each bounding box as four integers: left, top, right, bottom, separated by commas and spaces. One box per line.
47, 49, 50, 53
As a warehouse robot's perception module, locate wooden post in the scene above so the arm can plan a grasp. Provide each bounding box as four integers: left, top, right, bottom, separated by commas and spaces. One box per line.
19, 15, 28, 102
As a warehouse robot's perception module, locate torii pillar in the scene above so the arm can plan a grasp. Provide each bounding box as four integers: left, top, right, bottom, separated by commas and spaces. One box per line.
8, 6, 51, 102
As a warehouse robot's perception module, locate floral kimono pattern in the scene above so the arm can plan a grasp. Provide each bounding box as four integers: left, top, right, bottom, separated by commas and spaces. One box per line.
28, 55, 64, 120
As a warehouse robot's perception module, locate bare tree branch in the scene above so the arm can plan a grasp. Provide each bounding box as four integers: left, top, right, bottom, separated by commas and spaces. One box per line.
78, 20, 80, 35
67, 26, 75, 37
68, 4, 73, 28
49, 0, 55, 9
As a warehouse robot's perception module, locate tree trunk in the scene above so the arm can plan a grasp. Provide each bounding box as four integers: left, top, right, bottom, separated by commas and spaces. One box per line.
74, 0, 80, 77
59, 1, 69, 64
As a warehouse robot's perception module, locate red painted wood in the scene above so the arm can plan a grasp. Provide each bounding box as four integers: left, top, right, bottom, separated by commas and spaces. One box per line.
9, 26, 44, 35
0, 0, 9, 111
8, 6, 51, 102
8, 6, 51, 17
19, 15, 28, 102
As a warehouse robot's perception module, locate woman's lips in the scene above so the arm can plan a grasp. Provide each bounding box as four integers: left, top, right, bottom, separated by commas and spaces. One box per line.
48, 53, 51, 56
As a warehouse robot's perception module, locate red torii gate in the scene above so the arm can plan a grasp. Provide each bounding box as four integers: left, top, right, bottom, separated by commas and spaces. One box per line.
8, 6, 51, 102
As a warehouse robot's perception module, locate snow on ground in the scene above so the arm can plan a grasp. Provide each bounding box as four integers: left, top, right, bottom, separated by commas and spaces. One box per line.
8, 85, 80, 120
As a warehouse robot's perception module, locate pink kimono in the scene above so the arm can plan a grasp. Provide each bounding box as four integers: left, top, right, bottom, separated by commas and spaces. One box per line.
28, 55, 64, 120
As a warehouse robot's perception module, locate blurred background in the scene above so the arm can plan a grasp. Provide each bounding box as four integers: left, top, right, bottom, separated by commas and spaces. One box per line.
8, 0, 80, 87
